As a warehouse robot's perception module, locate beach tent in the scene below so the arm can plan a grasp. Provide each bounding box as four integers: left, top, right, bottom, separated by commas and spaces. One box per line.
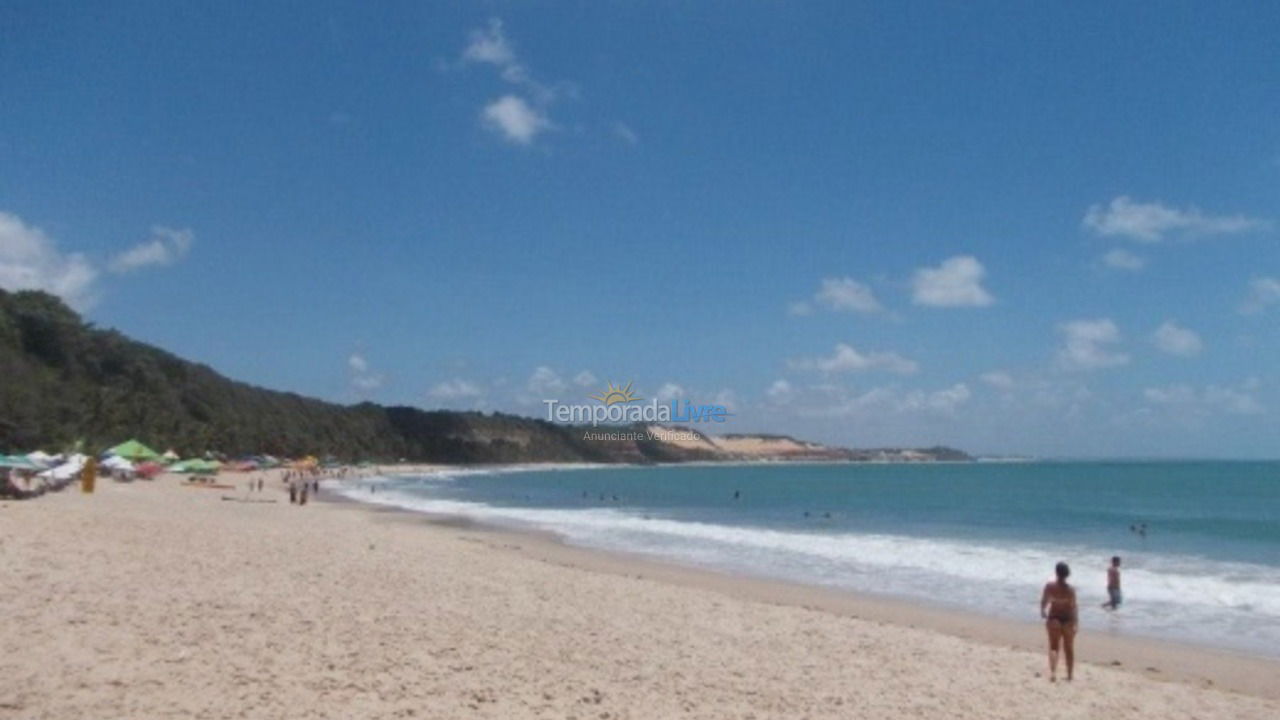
107, 439, 162, 462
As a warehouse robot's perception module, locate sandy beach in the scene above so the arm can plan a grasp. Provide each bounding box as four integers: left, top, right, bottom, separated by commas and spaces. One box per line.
2, 469, 1277, 720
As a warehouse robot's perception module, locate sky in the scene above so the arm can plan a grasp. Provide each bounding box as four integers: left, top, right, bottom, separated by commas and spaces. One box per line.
2, 1, 1279, 458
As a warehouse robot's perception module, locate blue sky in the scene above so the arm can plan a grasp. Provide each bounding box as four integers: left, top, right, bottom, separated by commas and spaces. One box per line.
2, 1, 1279, 457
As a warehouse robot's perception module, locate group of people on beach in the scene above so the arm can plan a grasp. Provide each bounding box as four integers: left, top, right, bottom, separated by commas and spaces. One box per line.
284, 469, 321, 505
1039, 556, 1123, 682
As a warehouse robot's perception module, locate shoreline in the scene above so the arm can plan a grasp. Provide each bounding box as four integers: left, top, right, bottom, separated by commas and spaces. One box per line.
4, 466, 1277, 718
325, 471, 1280, 701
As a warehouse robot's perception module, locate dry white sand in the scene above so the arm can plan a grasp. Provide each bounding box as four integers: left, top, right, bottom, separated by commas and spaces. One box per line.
2, 469, 1277, 719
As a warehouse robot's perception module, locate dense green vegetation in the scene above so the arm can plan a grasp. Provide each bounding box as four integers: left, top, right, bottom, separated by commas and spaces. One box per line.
0, 289, 713, 463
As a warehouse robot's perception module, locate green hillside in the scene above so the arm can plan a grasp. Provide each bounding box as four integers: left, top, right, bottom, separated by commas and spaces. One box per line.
0, 289, 716, 463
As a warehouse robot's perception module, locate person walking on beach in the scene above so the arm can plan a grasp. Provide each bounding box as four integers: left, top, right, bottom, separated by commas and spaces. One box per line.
289, 480, 298, 504
1103, 556, 1122, 610
1040, 561, 1077, 682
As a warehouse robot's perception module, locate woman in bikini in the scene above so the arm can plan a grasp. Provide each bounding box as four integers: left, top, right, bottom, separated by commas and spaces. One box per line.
1040, 561, 1077, 682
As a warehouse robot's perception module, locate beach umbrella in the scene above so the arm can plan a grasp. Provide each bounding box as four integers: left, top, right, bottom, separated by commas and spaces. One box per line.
161, 449, 180, 464
172, 458, 221, 474
169, 458, 199, 473
107, 439, 162, 462
0, 454, 41, 470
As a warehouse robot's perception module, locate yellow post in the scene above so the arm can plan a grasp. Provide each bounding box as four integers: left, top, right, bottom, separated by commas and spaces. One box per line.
81, 457, 97, 494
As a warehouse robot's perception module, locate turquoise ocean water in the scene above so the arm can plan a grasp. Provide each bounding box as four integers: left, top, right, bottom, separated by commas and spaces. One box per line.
335, 462, 1280, 656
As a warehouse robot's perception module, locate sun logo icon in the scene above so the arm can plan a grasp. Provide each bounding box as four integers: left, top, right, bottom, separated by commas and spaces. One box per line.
591, 381, 641, 406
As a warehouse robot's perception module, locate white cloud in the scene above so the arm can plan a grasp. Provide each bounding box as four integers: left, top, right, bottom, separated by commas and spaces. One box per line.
790, 343, 918, 375
108, 226, 193, 274
346, 353, 383, 394
800, 382, 971, 418
109, 227, 193, 273
1203, 385, 1265, 415
573, 370, 598, 387
1239, 276, 1280, 315
1144, 382, 1263, 415
765, 379, 793, 403
613, 122, 639, 146
0, 211, 98, 310
1101, 248, 1145, 271
461, 19, 563, 146
1, 212, 195, 311
482, 95, 549, 145
429, 378, 484, 400
526, 366, 566, 397
462, 18, 516, 68
1056, 318, 1129, 371
1143, 384, 1196, 405
980, 371, 1016, 391
814, 277, 882, 313
352, 375, 383, 391
1152, 321, 1202, 357
655, 382, 685, 403
713, 389, 739, 412
787, 301, 813, 316
900, 383, 972, 415
911, 255, 994, 307
1083, 196, 1265, 243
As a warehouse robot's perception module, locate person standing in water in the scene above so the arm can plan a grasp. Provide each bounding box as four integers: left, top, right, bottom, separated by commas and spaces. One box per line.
1103, 556, 1122, 610
1040, 561, 1078, 682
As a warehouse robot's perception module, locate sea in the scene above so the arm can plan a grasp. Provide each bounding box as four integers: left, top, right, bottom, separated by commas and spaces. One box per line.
333, 461, 1280, 657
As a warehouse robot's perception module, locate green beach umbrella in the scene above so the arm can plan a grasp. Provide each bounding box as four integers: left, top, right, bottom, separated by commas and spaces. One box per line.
0, 454, 41, 470
107, 439, 162, 462
172, 458, 221, 474
169, 458, 198, 473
